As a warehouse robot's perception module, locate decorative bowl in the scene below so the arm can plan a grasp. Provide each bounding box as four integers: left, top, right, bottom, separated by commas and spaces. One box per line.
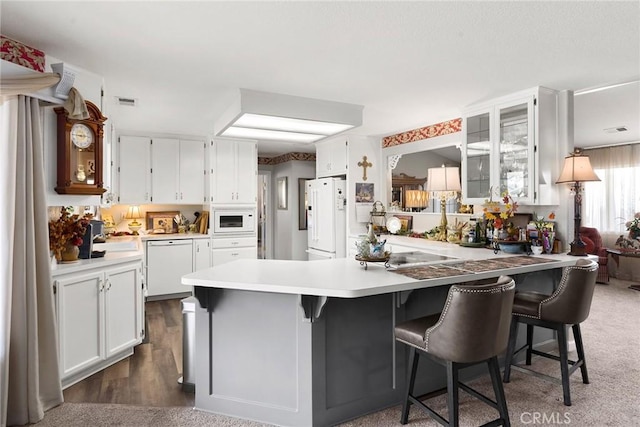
499, 242, 524, 254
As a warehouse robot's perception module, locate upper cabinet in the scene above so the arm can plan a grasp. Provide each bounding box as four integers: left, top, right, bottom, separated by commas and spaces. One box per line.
210, 137, 257, 205
316, 138, 348, 178
117, 136, 205, 204
462, 87, 558, 206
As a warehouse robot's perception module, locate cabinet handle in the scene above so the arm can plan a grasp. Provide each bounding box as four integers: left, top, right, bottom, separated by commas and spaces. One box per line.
231, 252, 239, 256
176, 192, 178, 200
145, 192, 149, 201
181, 192, 183, 200
106, 279, 111, 291
99, 280, 104, 292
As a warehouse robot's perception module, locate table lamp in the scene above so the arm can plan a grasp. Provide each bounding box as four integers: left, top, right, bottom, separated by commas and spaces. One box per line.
404, 189, 428, 212
427, 165, 461, 241
556, 150, 600, 256
125, 205, 142, 235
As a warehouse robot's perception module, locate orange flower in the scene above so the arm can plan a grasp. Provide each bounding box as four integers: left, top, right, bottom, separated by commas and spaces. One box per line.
49, 207, 92, 260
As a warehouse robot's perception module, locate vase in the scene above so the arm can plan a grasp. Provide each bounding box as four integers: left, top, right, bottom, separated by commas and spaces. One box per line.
61, 243, 79, 262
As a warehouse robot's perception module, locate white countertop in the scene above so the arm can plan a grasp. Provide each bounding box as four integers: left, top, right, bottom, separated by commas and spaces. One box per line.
183, 239, 593, 298
139, 232, 209, 241
51, 236, 144, 276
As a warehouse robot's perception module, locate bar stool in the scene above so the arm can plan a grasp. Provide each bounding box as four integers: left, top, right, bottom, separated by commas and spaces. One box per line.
503, 259, 598, 406
394, 276, 515, 427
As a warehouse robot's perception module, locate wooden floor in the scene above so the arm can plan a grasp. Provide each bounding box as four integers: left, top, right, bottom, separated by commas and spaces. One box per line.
64, 299, 195, 407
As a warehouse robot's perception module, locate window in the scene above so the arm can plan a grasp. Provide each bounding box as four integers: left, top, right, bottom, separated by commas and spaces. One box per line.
583, 144, 640, 234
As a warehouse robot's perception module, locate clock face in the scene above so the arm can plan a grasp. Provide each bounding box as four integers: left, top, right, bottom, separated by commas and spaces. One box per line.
70, 123, 94, 149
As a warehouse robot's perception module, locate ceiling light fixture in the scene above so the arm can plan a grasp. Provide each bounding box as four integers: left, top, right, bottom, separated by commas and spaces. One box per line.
215, 89, 363, 143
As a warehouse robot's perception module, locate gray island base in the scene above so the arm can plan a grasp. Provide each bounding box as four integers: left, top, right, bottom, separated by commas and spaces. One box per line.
184, 252, 586, 426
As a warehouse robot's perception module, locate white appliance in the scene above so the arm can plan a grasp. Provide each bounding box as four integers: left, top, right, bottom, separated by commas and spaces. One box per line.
306, 177, 346, 260
212, 208, 256, 236
146, 239, 193, 297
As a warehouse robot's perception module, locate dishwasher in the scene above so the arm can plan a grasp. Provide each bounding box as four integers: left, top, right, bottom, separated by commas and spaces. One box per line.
146, 239, 193, 298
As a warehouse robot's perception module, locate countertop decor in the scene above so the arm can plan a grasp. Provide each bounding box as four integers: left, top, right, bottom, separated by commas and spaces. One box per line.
48, 207, 92, 261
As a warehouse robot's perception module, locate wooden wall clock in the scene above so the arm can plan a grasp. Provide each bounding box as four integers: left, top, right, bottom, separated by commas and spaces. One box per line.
54, 100, 107, 195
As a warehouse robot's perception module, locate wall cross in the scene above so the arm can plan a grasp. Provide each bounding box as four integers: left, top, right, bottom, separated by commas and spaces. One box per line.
357, 156, 373, 181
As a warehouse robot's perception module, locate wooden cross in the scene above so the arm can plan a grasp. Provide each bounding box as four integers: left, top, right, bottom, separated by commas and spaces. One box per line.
358, 156, 373, 181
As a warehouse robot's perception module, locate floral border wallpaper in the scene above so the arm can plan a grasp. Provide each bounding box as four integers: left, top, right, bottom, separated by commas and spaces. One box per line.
382, 118, 462, 148
0, 34, 45, 72
258, 152, 316, 165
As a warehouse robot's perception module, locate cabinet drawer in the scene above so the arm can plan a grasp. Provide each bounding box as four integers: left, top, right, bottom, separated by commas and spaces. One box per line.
211, 236, 256, 249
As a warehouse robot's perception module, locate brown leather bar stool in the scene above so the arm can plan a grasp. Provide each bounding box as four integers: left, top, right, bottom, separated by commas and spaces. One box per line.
503, 259, 598, 406
394, 276, 515, 427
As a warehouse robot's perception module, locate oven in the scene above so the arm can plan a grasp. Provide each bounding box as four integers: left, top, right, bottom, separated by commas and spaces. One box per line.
212, 208, 256, 236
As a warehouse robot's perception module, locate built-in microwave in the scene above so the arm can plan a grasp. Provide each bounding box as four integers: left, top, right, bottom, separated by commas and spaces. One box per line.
212, 209, 256, 235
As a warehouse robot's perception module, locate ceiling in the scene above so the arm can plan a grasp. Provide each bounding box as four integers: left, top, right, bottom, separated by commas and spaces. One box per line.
1, 1, 638, 157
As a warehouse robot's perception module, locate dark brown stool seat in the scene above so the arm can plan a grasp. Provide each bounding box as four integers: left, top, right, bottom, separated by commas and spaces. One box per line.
394, 276, 515, 427
503, 259, 598, 406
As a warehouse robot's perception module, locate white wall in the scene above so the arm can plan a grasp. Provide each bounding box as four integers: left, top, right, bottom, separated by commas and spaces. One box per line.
272, 160, 315, 260
346, 135, 381, 237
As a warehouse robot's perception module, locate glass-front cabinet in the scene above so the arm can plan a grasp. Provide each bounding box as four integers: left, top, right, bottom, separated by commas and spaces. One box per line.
462, 87, 558, 206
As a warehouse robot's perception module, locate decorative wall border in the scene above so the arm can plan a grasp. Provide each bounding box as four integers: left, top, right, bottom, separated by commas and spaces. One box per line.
1, 34, 45, 72
382, 118, 462, 148
258, 152, 316, 165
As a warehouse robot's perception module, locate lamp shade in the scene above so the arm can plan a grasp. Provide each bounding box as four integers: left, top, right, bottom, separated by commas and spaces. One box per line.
125, 205, 141, 220
405, 190, 428, 208
426, 166, 461, 192
556, 154, 600, 183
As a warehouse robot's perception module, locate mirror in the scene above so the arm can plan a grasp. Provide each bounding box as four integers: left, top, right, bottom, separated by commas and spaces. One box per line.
390, 146, 462, 213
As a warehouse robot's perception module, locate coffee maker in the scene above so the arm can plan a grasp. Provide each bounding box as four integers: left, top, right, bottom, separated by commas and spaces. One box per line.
78, 220, 105, 259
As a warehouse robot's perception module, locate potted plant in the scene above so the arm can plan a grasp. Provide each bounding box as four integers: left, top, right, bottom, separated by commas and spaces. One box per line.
49, 207, 92, 262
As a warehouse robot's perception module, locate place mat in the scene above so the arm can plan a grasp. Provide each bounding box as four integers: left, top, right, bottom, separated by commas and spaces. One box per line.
391, 256, 558, 280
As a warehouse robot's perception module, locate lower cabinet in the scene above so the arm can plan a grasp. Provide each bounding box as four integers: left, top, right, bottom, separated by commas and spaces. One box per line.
54, 260, 144, 388
211, 236, 257, 266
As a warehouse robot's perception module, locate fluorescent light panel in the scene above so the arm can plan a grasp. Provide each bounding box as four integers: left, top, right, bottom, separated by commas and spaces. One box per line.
234, 113, 354, 135
221, 126, 325, 143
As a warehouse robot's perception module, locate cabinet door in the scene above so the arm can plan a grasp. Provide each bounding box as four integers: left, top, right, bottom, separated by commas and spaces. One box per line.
211, 246, 257, 266
56, 271, 104, 378
211, 138, 236, 204
462, 108, 493, 204
180, 140, 205, 204
495, 97, 535, 203
329, 139, 348, 175
151, 138, 180, 203
235, 140, 257, 204
146, 241, 194, 296
104, 263, 142, 357
118, 136, 151, 204
193, 239, 211, 271
316, 141, 331, 177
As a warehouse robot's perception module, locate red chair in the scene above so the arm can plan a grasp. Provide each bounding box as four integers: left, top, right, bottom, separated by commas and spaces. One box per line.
580, 226, 610, 284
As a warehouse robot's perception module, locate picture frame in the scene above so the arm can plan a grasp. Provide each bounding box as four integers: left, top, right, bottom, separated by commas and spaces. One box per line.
298, 178, 312, 230
394, 214, 413, 233
355, 182, 374, 203
277, 177, 288, 210
146, 210, 180, 233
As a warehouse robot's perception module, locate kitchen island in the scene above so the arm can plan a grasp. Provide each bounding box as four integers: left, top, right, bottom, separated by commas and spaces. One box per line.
182, 241, 591, 427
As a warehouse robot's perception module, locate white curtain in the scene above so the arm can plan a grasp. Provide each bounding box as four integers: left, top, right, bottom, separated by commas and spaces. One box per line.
583, 144, 640, 244
1, 95, 63, 426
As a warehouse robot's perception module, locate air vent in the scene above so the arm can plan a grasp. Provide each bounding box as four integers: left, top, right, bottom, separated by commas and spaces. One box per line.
604, 126, 628, 133
116, 96, 137, 107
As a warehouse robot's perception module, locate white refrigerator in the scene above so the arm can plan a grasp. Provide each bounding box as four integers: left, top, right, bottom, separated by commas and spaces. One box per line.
306, 177, 347, 260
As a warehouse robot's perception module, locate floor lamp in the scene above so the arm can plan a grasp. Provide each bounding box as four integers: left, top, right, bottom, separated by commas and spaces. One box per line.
427, 165, 461, 242
556, 151, 600, 256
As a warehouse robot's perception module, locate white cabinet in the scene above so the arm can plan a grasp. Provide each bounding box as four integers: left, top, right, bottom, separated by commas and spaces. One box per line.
211, 236, 257, 266
211, 137, 257, 205
146, 239, 193, 298
193, 238, 211, 271
119, 136, 205, 204
118, 136, 151, 204
461, 87, 558, 206
316, 138, 348, 178
54, 260, 143, 387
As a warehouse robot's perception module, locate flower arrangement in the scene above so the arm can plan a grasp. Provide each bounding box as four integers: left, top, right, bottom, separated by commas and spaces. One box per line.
49, 207, 93, 260
625, 212, 640, 239
532, 212, 556, 233
483, 191, 519, 230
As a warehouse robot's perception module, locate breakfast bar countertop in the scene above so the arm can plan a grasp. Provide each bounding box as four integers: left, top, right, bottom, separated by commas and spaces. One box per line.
183, 240, 593, 298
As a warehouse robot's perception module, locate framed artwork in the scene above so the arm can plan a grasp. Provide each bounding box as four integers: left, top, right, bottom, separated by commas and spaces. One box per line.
355, 182, 374, 203
277, 177, 288, 210
298, 178, 312, 230
146, 210, 179, 233
394, 214, 413, 233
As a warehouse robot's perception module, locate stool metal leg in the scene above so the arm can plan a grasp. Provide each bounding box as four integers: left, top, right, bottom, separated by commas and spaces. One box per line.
401, 347, 419, 424
557, 325, 572, 406
503, 317, 519, 383
488, 356, 510, 427
525, 324, 534, 365
572, 324, 589, 384
446, 361, 459, 427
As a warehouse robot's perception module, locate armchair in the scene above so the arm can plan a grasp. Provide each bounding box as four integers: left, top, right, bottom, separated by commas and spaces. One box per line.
580, 226, 610, 284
